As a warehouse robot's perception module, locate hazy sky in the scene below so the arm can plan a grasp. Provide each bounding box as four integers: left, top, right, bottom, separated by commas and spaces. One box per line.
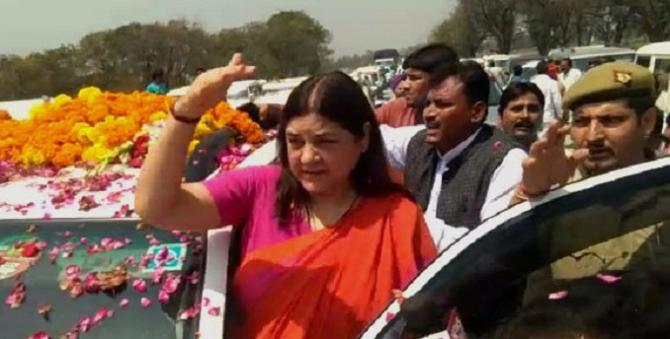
0, 0, 455, 57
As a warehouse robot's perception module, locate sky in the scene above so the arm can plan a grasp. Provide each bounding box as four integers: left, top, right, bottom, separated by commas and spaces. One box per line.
0, 0, 455, 57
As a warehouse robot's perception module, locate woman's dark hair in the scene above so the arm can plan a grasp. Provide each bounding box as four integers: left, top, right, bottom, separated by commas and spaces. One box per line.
402, 43, 459, 74
498, 82, 545, 117
512, 65, 523, 76
429, 61, 490, 107
275, 71, 407, 224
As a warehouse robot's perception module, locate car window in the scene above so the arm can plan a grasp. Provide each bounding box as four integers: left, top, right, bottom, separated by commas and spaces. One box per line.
363, 158, 670, 338
637, 55, 652, 68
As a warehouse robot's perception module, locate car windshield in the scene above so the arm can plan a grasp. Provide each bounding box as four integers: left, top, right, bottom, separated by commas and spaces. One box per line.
0, 219, 204, 339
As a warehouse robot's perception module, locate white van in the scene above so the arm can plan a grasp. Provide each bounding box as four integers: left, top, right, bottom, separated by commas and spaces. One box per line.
548, 45, 636, 72
635, 42, 670, 75
636, 42, 670, 115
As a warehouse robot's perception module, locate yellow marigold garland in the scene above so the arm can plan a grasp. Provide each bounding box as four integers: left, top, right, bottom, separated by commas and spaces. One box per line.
0, 87, 264, 168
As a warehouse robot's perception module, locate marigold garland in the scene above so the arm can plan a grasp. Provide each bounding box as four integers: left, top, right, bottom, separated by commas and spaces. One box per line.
0, 87, 265, 169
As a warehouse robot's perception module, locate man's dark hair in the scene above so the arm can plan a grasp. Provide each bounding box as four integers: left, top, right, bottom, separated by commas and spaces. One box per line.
513, 65, 523, 76
498, 82, 545, 117
429, 61, 490, 107
561, 58, 573, 67
402, 44, 459, 74
536, 61, 548, 75
236, 102, 261, 124
151, 70, 164, 82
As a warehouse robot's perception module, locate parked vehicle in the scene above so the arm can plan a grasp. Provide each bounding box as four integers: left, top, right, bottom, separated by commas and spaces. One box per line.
548, 45, 636, 72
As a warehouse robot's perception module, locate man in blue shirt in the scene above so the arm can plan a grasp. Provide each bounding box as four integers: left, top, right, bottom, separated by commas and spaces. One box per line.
145, 70, 169, 95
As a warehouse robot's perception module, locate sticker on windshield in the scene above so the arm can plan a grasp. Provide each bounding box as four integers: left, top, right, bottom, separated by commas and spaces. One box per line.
142, 243, 187, 272
0, 239, 44, 280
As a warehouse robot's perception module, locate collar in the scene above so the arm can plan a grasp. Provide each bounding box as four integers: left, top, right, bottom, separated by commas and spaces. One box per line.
436, 127, 482, 163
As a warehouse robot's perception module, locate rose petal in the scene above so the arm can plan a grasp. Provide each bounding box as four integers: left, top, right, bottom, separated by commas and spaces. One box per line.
596, 273, 622, 284
140, 297, 152, 308
37, 303, 52, 315
100, 237, 113, 249
35, 241, 48, 251
158, 290, 170, 304
119, 298, 129, 307
92, 308, 108, 325
548, 290, 569, 300
124, 256, 135, 265
28, 331, 50, 339
162, 274, 181, 294
207, 307, 221, 317
202, 297, 210, 308
79, 237, 88, 245
151, 269, 165, 285
65, 265, 81, 280
64, 231, 72, 238
69, 283, 84, 298
79, 316, 91, 333
179, 307, 199, 320
132, 279, 147, 293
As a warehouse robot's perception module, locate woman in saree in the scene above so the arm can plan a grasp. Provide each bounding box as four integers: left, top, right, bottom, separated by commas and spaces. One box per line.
135, 54, 437, 338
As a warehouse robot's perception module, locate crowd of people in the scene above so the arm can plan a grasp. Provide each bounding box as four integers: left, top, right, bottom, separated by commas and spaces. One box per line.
134, 42, 670, 338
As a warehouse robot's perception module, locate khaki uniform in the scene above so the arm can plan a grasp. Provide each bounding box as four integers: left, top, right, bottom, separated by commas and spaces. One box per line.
525, 62, 667, 303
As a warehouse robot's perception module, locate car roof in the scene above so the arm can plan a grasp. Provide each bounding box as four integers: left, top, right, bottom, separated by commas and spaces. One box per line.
636, 42, 670, 56
549, 45, 635, 59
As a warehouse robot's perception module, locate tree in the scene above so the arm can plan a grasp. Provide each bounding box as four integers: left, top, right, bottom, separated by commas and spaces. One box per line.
430, 2, 485, 57
468, 0, 518, 54
627, 0, 670, 42
265, 11, 332, 77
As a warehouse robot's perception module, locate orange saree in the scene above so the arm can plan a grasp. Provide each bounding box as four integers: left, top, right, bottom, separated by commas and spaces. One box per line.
228, 193, 436, 338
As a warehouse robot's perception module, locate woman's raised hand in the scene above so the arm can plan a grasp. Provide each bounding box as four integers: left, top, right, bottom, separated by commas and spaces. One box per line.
173, 53, 256, 119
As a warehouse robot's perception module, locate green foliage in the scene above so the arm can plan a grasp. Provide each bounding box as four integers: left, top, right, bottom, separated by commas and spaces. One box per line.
0, 11, 332, 100
431, 0, 670, 57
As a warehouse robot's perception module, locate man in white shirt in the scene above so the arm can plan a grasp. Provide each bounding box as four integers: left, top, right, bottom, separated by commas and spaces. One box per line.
531, 60, 563, 127
381, 61, 525, 250
558, 58, 583, 91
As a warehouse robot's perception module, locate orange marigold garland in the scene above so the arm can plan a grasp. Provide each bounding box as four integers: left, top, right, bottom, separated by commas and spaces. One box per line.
0, 87, 265, 170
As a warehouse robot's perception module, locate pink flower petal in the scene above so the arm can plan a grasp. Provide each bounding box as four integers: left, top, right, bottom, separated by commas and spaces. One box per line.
171, 230, 183, 237
35, 241, 48, 250
124, 256, 135, 265
187, 272, 200, 285
65, 265, 81, 280
132, 279, 147, 293
162, 274, 181, 294
79, 237, 88, 245
79, 316, 91, 333
149, 238, 160, 246
207, 307, 221, 317
158, 290, 170, 304
64, 231, 72, 238
61, 251, 73, 259
28, 330, 50, 339
92, 308, 108, 325
119, 298, 129, 307
140, 297, 152, 308
69, 283, 84, 298
202, 297, 210, 308
43, 213, 52, 220
179, 307, 199, 320
100, 237, 113, 249
385, 312, 396, 322
151, 269, 165, 285
596, 273, 622, 284
548, 290, 569, 300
